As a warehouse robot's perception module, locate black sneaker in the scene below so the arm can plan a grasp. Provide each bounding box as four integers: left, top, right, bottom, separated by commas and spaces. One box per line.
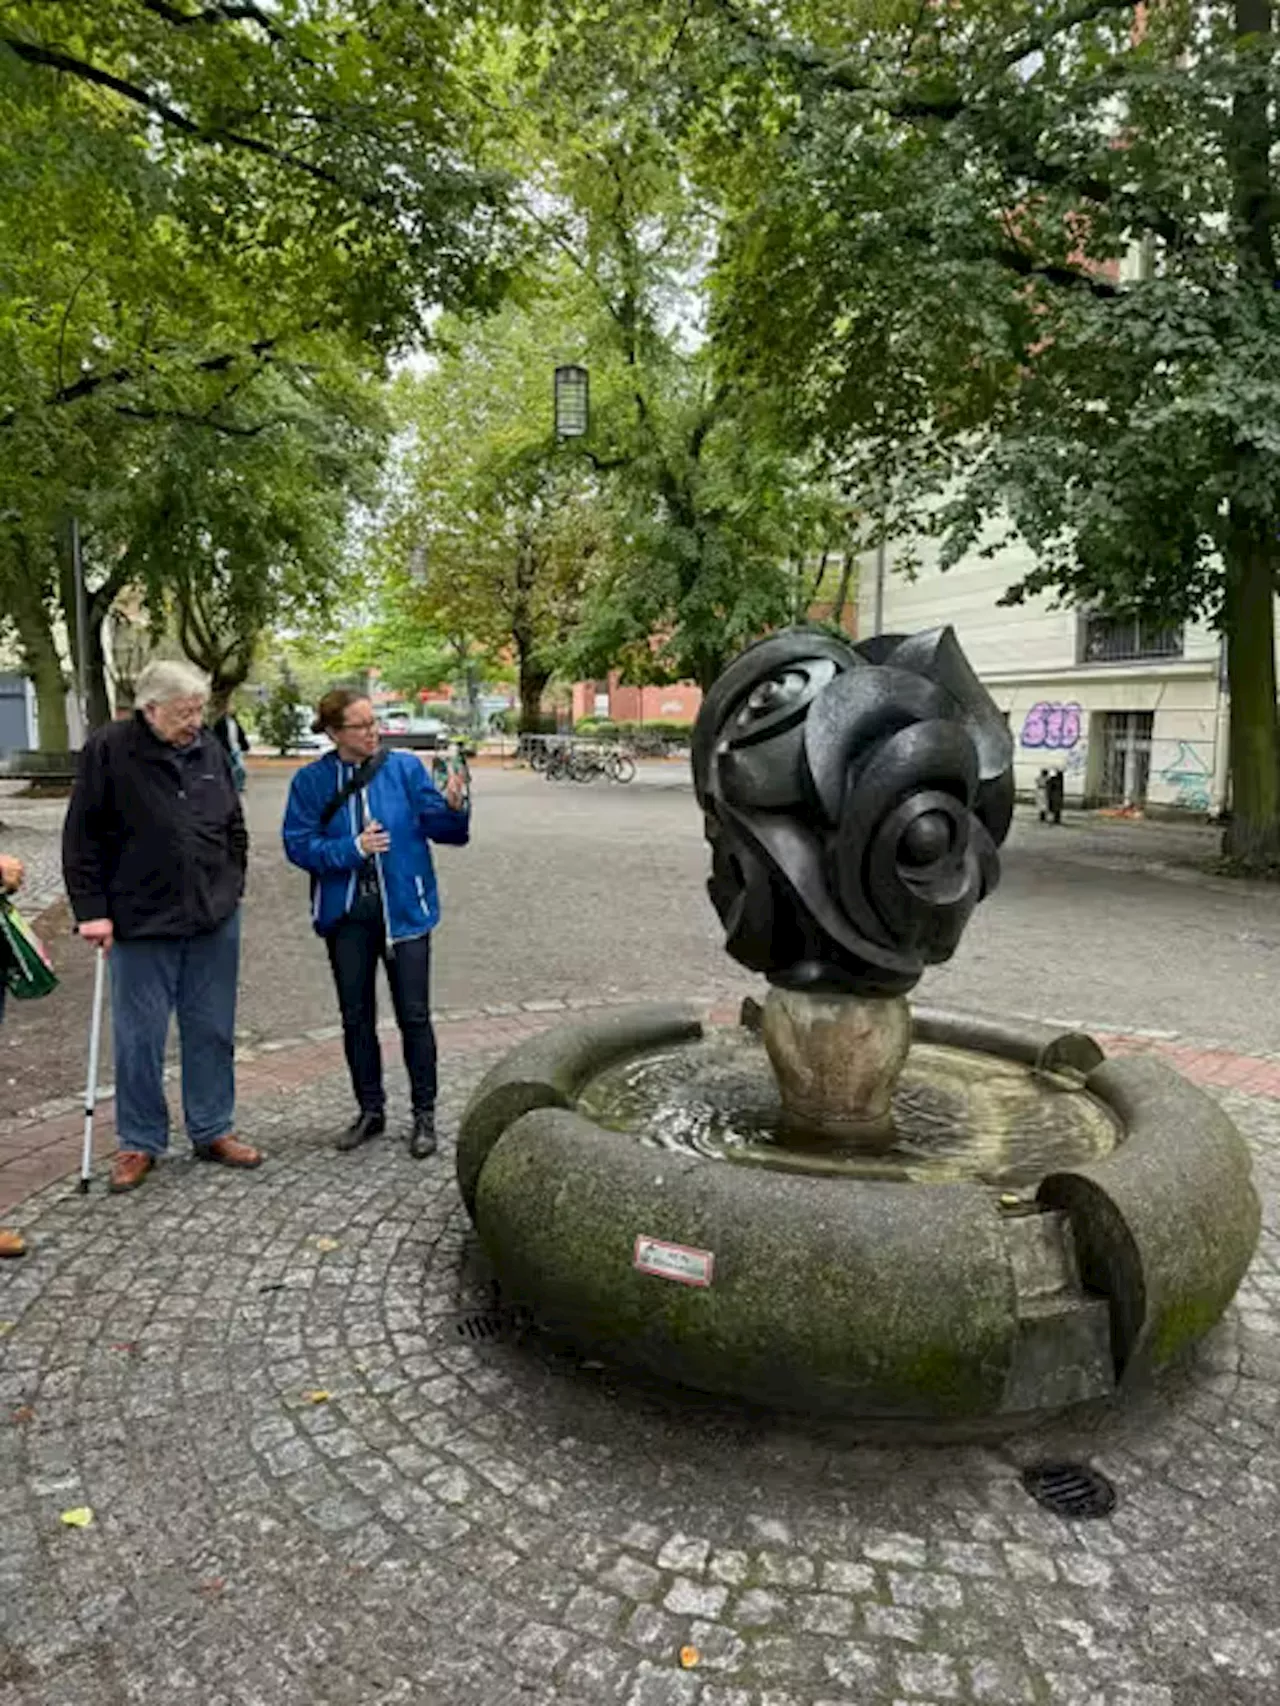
337, 1110, 385, 1152
408, 1110, 437, 1159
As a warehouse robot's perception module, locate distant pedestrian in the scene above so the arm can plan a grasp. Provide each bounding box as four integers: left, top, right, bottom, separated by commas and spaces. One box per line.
282, 689, 470, 1159
212, 706, 250, 792
62, 659, 261, 1194
1035, 768, 1051, 822
0, 849, 28, 1257
1047, 769, 1065, 825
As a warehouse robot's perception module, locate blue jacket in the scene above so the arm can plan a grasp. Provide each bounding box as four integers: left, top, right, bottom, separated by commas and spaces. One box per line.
282, 749, 470, 941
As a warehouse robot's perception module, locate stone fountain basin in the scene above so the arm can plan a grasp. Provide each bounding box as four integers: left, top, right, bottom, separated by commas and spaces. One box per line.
456, 1004, 1259, 1425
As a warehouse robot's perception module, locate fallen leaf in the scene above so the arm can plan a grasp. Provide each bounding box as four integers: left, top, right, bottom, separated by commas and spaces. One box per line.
197, 1577, 225, 1598
301, 1389, 331, 1404
679, 1647, 700, 1669
314, 1236, 340, 1252
10, 1405, 35, 1426
108, 1342, 137, 1354
0, 1321, 13, 1336
60, 1507, 95, 1528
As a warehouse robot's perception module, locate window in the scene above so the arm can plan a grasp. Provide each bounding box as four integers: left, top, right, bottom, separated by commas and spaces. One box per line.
1080, 614, 1183, 663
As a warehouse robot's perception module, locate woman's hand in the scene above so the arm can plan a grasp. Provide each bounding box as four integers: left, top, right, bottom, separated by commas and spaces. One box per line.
444, 771, 467, 811
358, 820, 390, 856
0, 854, 23, 894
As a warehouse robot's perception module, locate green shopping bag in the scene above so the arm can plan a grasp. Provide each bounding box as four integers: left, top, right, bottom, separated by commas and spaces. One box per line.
0, 896, 59, 1000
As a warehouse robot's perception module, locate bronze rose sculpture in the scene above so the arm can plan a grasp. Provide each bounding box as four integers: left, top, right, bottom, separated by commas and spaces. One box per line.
692, 625, 1015, 997
692, 626, 1015, 1144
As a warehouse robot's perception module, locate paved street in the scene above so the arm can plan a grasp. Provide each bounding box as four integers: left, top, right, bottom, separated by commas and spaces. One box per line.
3, 761, 1280, 1705
3, 763, 1280, 1121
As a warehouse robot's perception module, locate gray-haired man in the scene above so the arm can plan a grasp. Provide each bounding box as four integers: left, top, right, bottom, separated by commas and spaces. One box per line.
62, 660, 263, 1192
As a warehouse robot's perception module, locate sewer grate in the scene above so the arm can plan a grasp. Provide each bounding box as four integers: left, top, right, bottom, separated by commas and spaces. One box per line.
1020, 1460, 1117, 1519
451, 1308, 516, 1344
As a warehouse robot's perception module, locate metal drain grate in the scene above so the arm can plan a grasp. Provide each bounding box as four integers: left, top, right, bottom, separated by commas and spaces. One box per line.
1021, 1460, 1116, 1519
452, 1308, 514, 1344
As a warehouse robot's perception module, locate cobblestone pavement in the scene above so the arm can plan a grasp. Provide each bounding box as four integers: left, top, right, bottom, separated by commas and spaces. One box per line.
0, 786, 68, 919
3, 1027, 1279, 1706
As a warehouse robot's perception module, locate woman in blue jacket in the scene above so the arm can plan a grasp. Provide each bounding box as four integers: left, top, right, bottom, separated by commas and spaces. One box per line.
282, 689, 470, 1158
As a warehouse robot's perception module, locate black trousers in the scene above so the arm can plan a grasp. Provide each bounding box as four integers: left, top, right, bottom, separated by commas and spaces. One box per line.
325, 903, 437, 1115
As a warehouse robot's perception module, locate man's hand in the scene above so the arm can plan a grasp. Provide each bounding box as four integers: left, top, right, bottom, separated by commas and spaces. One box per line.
0, 855, 23, 894
444, 770, 468, 811
358, 820, 390, 856
78, 918, 114, 953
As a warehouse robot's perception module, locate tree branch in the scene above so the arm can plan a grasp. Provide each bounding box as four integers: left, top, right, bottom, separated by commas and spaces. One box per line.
0, 332, 287, 428
138, 1, 290, 46
112, 405, 275, 435
711, 0, 1190, 245
1, 35, 367, 201
993, 242, 1120, 296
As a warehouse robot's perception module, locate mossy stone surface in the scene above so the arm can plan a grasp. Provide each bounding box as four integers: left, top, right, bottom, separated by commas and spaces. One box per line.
475, 1106, 1020, 1419
456, 1004, 702, 1216
1039, 1054, 1260, 1380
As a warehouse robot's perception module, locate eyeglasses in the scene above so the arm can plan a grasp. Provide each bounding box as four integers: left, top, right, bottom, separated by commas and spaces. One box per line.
340, 718, 378, 732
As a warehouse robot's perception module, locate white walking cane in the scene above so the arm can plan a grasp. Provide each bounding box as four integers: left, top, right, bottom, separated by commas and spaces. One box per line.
79, 946, 107, 1194
362, 788, 396, 961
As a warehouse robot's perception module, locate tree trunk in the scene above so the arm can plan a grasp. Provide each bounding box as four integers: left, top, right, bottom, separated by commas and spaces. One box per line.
512, 538, 551, 733
516, 647, 551, 733
83, 600, 113, 729
1220, 0, 1280, 865
13, 609, 69, 752
829, 549, 856, 631
1221, 518, 1280, 865
9, 544, 69, 751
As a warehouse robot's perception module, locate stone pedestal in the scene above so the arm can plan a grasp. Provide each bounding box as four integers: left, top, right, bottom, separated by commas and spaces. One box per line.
761, 987, 911, 1152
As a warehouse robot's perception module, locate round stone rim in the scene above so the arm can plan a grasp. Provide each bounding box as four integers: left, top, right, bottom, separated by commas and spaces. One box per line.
458, 1003, 1260, 1423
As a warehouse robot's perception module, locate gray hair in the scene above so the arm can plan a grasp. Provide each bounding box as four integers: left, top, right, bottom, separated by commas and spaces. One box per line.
134, 659, 210, 706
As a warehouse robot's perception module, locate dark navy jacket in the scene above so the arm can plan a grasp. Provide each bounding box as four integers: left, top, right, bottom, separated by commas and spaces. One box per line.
63, 715, 246, 939
282, 748, 469, 941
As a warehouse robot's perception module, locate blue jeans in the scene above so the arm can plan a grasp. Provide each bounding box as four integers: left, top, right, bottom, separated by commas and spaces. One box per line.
110, 911, 240, 1156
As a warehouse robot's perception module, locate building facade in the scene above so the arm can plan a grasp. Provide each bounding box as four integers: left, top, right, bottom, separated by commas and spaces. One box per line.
854, 533, 1277, 815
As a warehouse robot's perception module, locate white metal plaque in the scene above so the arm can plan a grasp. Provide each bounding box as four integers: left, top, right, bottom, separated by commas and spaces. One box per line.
633, 1235, 715, 1288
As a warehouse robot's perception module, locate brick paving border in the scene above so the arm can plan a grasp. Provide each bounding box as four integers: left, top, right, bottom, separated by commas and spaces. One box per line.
3, 995, 1279, 1216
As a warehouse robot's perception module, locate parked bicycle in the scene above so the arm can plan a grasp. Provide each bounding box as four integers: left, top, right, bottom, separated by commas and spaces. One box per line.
539, 739, 636, 784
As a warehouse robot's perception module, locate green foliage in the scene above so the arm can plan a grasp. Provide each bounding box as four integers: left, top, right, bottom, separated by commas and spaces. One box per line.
628, 0, 1280, 856
380, 284, 617, 728
0, 0, 515, 743
260, 668, 308, 757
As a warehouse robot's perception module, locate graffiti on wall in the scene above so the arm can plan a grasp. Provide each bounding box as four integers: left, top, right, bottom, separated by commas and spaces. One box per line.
1020, 702, 1083, 751
1157, 741, 1212, 812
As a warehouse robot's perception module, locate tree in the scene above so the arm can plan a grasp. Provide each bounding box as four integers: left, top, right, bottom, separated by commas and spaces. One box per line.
121, 361, 388, 712
498, 26, 845, 688
382, 293, 615, 730
0, 1, 515, 744
672, 0, 1280, 865
260, 666, 307, 756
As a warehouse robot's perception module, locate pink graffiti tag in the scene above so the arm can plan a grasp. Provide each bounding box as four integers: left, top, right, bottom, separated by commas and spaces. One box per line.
1020, 701, 1082, 750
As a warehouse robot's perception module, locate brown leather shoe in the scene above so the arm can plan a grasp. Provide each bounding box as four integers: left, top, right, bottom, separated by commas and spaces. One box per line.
109, 1151, 155, 1194
0, 1228, 26, 1258
198, 1134, 263, 1169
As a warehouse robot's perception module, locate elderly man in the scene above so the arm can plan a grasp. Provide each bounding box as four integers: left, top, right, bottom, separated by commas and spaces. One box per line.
62, 660, 262, 1192
1, 849, 28, 1256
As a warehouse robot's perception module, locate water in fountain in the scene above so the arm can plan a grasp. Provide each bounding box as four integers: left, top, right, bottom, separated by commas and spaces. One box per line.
579, 1029, 1118, 1192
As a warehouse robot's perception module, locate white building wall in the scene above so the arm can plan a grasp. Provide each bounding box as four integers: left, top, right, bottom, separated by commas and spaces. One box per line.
857, 532, 1241, 813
